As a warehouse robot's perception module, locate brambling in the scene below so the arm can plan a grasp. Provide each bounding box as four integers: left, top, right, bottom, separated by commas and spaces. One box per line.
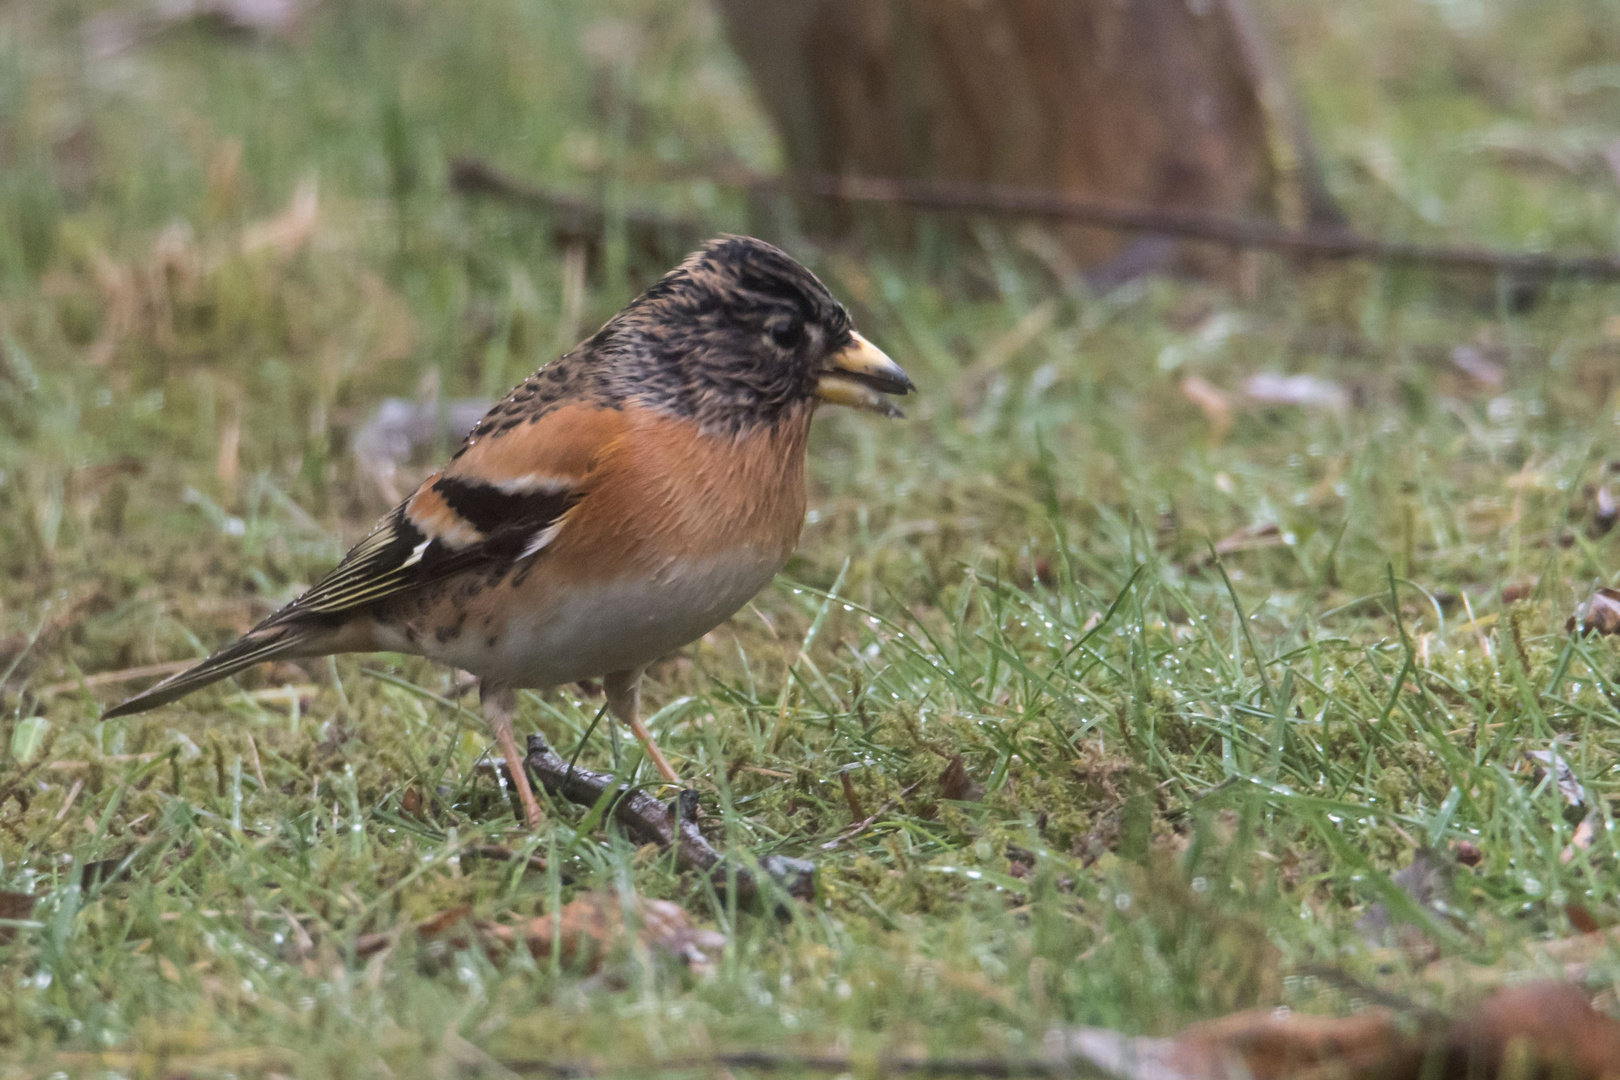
103, 236, 912, 828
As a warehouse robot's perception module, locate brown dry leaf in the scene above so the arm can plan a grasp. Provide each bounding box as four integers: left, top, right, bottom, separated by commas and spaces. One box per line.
1181, 376, 1233, 443
1181, 1006, 1416, 1080
1567, 904, 1604, 934
241, 175, 318, 258
488, 895, 726, 975
1568, 586, 1620, 635
1214, 522, 1285, 556
938, 754, 984, 803
1050, 1007, 1414, 1080
353, 904, 472, 959
1446, 982, 1620, 1080
1426, 926, 1620, 993
1563, 814, 1600, 864
1186, 523, 1286, 571
1053, 982, 1620, 1080
374, 895, 725, 975
1501, 580, 1535, 604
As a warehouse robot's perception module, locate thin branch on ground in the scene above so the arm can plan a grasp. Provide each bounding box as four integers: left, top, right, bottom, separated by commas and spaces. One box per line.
523, 733, 815, 903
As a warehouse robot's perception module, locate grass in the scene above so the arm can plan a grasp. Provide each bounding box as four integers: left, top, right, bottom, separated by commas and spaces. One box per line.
3, 0, 1620, 1074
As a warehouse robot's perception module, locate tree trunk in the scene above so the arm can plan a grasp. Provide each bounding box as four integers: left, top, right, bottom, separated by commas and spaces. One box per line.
715, 0, 1337, 271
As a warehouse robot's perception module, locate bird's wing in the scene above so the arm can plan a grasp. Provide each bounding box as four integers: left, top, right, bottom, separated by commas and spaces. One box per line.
275, 402, 626, 621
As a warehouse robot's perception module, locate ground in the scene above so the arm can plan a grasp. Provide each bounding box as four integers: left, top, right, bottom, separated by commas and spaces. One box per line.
2, 0, 1620, 1076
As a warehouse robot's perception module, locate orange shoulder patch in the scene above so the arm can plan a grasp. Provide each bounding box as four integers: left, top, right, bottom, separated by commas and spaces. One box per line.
404, 474, 484, 549
445, 402, 626, 490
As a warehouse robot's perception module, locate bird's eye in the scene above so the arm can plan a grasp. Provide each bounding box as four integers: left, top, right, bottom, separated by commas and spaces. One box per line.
769, 317, 805, 350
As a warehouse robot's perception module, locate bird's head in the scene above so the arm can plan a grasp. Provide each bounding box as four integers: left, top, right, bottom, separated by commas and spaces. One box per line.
591, 236, 913, 434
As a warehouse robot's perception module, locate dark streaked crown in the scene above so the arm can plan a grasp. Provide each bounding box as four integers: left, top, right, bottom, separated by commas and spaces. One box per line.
587, 236, 855, 433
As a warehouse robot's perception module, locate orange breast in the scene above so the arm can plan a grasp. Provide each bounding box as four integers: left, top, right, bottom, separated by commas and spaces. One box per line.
543, 403, 813, 581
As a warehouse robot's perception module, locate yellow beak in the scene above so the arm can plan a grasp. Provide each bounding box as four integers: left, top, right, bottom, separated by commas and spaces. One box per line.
815, 332, 914, 417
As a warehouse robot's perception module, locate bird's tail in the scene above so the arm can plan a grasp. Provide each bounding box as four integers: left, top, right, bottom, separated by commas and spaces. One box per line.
101, 625, 308, 719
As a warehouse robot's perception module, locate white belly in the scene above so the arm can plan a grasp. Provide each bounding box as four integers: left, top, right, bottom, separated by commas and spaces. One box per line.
421, 550, 784, 687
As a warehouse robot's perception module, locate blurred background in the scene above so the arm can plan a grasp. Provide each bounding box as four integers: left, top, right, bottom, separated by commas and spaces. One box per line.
1, 0, 1617, 564
5, 1, 1620, 1069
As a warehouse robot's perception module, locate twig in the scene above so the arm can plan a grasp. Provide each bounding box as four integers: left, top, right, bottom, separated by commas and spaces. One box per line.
523, 733, 814, 903
452, 153, 1620, 280
819, 781, 922, 850
449, 158, 703, 256
53, 778, 85, 821
742, 173, 1620, 281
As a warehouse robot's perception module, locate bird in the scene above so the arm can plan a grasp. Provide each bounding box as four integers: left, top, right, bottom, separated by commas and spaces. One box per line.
102, 236, 913, 828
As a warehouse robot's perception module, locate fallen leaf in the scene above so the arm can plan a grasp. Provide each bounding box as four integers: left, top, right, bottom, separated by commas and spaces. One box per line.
1567, 587, 1620, 635
1563, 813, 1600, 864
1049, 981, 1620, 1080
1180, 376, 1233, 442
372, 895, 725, 975
1445, 982, 1620, 1080
938, 754, 984, 803
1185, 522, 1287, 571
241, 175, 319, 257
1049, 1006, 1415, 1080
489, 895, 726, 975
1214, 522, 1285, 556
1567, 904, 1603, 934
352, 904, 472, 960
1501, 580, 1535, 604
415, 904, 475, 940
1243, 372, 1349, 411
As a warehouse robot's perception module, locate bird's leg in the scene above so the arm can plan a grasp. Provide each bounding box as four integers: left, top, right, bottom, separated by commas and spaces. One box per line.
603, 668, 680, 786
481, 682, 543, 828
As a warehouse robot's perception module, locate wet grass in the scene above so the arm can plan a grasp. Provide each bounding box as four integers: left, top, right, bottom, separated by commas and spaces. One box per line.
3, 0, 1620, 1075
